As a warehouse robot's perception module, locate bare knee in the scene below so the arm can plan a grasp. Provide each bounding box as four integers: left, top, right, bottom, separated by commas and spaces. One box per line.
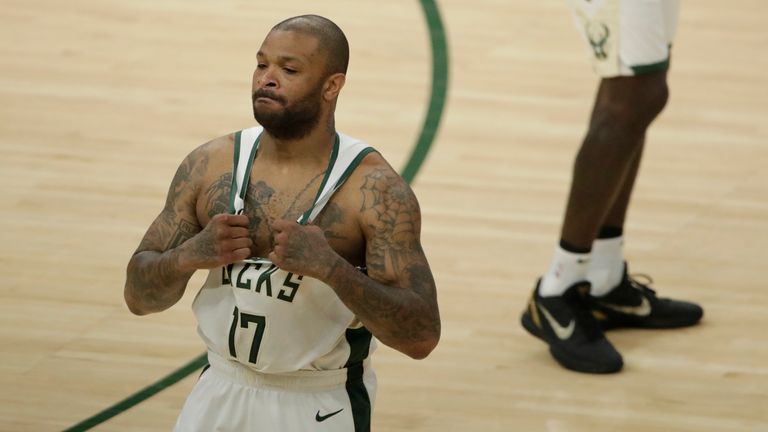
589, 72, 669, 138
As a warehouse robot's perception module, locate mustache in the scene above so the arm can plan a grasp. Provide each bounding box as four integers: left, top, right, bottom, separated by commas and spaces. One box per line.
252, 90, 285, 105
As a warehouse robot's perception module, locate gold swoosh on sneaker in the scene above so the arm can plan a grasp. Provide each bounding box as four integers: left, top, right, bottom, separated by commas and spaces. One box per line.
538, 304, 575, 340
598, 296, 651, 317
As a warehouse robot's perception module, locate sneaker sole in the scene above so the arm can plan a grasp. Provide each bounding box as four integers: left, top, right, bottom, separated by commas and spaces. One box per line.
596, 314, 704, 330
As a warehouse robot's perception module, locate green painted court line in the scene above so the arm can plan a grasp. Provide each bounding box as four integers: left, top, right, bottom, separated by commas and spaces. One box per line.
64, 1, 448, 430
402, 0, 449, 184
63, 354, 208, 432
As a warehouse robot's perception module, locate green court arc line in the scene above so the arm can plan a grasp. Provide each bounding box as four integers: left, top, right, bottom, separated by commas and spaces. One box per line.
63, 354, 209, 432
402, 0, 449, 184
63, 1, 449, 431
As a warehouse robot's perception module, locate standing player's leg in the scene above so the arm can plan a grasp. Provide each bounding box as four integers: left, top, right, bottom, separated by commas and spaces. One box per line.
560, 72, 667, 253
521, 73, 666, 374
566, 71, 666, 301
586, 140, 642, 295
588, 131, 703, 328
521, 0, 700, 374
585, 0, 703, 329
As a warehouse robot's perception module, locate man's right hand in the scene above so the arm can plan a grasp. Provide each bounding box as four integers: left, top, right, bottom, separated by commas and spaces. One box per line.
180, 213, 253, 269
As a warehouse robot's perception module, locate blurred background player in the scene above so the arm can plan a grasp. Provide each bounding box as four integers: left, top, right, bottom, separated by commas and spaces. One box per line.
521, 0, 703, 373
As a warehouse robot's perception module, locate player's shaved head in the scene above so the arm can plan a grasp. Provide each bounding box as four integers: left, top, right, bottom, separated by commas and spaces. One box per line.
271, 15, 349, 76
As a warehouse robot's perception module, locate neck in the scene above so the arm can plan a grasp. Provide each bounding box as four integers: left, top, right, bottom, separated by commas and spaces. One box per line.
259, 124, 336, 165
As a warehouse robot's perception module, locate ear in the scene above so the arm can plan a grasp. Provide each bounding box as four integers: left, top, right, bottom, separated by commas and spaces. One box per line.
322, 73, 346, 101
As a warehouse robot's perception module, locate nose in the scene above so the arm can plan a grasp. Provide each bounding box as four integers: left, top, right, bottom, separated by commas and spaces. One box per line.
254, 67, 278, 89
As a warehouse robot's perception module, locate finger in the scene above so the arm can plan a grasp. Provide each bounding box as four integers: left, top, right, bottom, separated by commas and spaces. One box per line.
209, 213, 228, 225
228, 237, 253, 251
229, 227, 251, 239
227, 214, 250, 227
305, 224, 323, 235
218, 246, 250, 265
231, 247, 251, 262
271, 218, 296, 232
267, 250, 280, 266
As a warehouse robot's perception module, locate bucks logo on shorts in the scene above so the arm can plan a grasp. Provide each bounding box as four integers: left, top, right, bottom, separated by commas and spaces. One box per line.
585, 21, 610, 60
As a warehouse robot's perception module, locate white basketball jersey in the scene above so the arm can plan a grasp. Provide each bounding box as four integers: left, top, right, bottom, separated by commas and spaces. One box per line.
192, 126, 378, 374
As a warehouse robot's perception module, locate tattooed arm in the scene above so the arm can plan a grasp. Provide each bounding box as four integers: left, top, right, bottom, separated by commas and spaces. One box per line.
340, 162, 440, 358
269, 155, 440, 359
124, 141, 252, 315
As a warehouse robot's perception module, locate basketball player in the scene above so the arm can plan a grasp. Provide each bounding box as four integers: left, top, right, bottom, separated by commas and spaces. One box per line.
124, 15, 440, 431
521, 1, 703, 373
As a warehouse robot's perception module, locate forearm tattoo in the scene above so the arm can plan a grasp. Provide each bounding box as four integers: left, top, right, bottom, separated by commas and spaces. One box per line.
384, 263, 440, 341
128, 249, 188, 309
128, 150, 207, 309
332, 260, 440, 345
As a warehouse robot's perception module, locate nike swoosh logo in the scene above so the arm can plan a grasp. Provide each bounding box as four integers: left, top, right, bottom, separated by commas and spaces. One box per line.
315, 408, 344, 422
538, 304, 575, 340
598, 296, 651, 317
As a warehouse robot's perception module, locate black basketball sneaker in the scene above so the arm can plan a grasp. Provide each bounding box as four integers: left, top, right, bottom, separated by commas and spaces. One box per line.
590, 263, 704, 330
521, 280, 623, 374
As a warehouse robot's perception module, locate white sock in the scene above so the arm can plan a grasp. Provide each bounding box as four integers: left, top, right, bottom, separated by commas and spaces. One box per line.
588, 236, 625, 297
539, 246, 591, 297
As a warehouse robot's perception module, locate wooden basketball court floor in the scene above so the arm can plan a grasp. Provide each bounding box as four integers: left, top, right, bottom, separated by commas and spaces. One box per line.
1, 0, 766, 430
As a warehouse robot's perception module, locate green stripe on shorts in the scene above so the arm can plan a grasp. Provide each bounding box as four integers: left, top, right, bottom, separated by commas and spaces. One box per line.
630, 57, 670, 75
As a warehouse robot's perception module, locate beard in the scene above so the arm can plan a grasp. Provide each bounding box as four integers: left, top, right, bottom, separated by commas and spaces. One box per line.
252, 86, 323, 141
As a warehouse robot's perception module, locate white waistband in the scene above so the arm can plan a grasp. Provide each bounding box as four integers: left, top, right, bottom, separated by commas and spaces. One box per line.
206, 351, 367, 390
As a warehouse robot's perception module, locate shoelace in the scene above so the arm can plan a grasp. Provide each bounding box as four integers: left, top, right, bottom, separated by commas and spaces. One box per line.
628, 273, 657, 297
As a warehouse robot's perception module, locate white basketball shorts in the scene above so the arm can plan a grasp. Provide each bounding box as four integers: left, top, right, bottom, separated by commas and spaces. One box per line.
174, 352, 377, 431
568, 0, 680, 77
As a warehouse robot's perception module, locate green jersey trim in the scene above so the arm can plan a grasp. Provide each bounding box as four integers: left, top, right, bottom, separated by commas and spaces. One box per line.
228, 131, 242, 214
238, 134, 261, 201
333, 147, 377, 191
298, 134, 340, 225
228, 130, 262, 214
